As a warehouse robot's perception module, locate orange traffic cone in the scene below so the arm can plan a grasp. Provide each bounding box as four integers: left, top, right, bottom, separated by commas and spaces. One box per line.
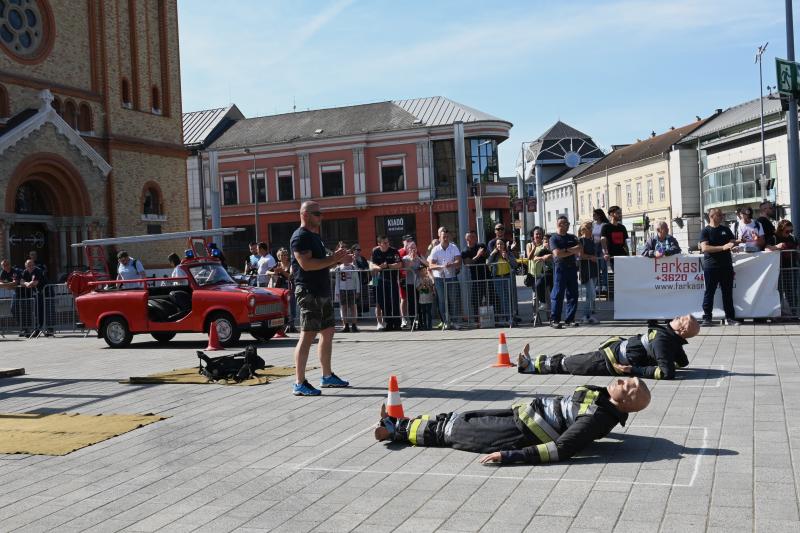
274, 326, 288, 338
386, 375, 406, 418
492, 332, 514, 367
206, 320, 223, 351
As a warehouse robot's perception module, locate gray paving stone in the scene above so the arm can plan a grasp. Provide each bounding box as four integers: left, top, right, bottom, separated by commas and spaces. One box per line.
0, 326, 798, 531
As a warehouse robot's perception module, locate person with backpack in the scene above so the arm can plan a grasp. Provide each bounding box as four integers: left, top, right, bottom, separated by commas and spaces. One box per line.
116, 250, 146, 289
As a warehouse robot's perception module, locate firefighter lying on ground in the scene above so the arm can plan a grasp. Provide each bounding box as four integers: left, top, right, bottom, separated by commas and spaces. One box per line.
518, 314, 699, 380
374, 377, 650, 465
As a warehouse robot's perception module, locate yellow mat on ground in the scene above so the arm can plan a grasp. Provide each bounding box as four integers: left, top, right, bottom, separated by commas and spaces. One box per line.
122, 365, 304, 386
0, 412, 166, 456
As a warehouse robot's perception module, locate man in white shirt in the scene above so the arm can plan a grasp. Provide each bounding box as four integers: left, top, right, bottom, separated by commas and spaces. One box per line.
256, 242, 277, 286
428, 226, 462, 329
116, 250, 146, 289
735, 206, 765, 252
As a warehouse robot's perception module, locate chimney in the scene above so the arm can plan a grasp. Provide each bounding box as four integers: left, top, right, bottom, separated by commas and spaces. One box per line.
651, 130, 656, 138
715, 108, 722, 114
670, 126, 675, 130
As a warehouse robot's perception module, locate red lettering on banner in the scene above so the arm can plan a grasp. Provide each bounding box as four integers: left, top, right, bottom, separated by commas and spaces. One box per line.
653, 257, 701, 274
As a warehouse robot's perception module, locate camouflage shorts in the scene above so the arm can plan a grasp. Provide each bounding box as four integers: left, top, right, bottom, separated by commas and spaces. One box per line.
295, 288, 335, 332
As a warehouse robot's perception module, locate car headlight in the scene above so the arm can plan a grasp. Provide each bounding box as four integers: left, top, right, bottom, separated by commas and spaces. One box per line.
248, 295, 256, 309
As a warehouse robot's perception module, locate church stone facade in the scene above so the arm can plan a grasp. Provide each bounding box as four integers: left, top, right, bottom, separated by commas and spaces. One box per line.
0, 0, 187, 278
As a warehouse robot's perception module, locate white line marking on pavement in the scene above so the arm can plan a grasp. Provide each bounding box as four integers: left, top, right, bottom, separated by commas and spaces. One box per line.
444, 364, 493, 385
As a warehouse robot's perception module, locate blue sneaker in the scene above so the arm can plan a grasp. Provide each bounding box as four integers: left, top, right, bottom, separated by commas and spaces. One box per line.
293, 380, 321, 396
320, 373, 350, 388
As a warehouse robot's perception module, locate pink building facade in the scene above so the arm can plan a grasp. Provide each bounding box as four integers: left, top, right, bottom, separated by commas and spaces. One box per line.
200, 97, 513, 265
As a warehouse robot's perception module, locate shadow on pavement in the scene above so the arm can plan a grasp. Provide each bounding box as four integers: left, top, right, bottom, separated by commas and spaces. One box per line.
675, 367, 774, 380
573, 432, 738, 464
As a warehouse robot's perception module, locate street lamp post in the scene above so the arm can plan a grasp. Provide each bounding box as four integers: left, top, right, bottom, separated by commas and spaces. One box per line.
519, 141, 532, 252
756, 42, 769, 200
244, 148, 260, 242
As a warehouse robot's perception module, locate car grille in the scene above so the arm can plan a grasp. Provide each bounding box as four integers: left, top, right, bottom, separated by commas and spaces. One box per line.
255, 302, 283, 316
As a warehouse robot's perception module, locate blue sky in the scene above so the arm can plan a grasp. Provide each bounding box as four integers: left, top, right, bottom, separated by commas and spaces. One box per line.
178, 0, 788, 176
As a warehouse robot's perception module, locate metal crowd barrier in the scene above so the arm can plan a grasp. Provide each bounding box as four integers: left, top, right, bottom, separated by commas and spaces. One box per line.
0, 288, 40, 338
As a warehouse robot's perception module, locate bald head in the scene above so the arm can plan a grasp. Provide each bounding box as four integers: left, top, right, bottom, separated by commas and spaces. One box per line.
607, 377, 651, 413
300, 201, 321, 229
670, 314, 700, 339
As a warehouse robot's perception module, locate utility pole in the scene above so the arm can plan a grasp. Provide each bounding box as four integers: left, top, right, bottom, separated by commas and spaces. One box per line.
786, 0, 800, 239
756, 42, 769, 200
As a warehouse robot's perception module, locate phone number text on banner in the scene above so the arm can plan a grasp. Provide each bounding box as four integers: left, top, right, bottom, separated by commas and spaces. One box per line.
613, 253, 780, 319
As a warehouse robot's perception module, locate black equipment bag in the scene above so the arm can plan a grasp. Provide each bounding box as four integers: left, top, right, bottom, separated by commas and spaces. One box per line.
197, 344, 266, 382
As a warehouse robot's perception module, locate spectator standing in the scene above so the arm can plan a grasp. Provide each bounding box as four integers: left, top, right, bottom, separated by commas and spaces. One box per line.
352, 245, 370, 315
256, 242, 277, 287
757, 200, 777, 247
398, 235, 415, 329
769, 219, 798, 314
487, 239, 517, 325
0, 259, 20, 332
601, 206, 629, 265
593, 209, 610, 292
428, 226, 462, 329
487, 223, 511, 253
290, 201, 351, 396
116, 250, 146, 289
370, 236, 402, 331
577, 221, 599, 324
20, 259, 46, 335
244, 242, 259, 276
333, 253, 361, 332
271, 247, 297, 333
416, 265, 435, 330
549, 215, 582, 329
699, 207, 739, 326
527, 227, 552, 309
28, 251, 47, 281
642, 221, 682, 258
462, 230, 489, 321
401, 242, 427, 328
734, 206, 765, 252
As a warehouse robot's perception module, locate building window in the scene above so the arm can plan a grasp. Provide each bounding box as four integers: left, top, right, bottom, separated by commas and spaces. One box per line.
588, 193, 593, 211
269, 221, 298, 253
222, 176, 238, 206
547, 211, 551, 222
563, 207, 569, 220
647, 180, 653, 203
626, 184, 632, 206
321, 218, 358, 249
468, 138, 499, 183
51, 95, 61, 115
143, 186, 162, 215
636, 182, 642, 205
380, 158, 405, 192
146, 224, 162, 235
249, 170, 266, 203
0, 0, 51, 61
0, 83, 7, 118
276, 168, 294, 201
121, 78, 132, 108
580, 195, 584, 215
151, 86, 161, 114
659, 177, 665, 201
77, 102, 92, 132
320, 163, 344, 197
596, 192, 601, 209
433, 139, 456, 198
63, 100, 76, 129
615, 184, 622, 206
600, 192, 605, 208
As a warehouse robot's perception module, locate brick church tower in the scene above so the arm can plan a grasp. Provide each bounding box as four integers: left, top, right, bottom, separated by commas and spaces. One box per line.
0, 0, 187, 278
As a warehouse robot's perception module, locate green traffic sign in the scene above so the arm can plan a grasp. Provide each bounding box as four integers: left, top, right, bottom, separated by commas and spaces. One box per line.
776, 57, 800, 96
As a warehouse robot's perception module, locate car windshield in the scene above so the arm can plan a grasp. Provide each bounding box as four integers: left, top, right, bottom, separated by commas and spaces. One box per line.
189, 264, 234, 286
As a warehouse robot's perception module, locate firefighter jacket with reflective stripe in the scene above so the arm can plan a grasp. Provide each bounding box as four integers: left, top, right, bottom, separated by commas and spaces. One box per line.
613, 323, 689, 380
503, 385, 627, 465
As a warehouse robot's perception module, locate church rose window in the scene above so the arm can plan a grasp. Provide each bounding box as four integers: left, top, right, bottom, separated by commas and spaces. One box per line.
0, 0, 52, 62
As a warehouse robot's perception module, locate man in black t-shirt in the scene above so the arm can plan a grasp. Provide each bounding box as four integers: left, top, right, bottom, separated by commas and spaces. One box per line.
461, 230, 489, 319
290, 201, 352, 396
19, 259, 46, 335
548, 216, 582, 328
601, 206, 629, 264
698, 207, 738, 326
757, 200, 777, 247
370, 236, 402, 331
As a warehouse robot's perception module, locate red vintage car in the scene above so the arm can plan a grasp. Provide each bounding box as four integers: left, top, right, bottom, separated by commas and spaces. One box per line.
69, 229, 288, 348
75, 258, 288, 348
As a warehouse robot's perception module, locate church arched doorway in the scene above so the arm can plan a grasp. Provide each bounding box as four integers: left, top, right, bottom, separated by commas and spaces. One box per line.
5, 154, 93, 278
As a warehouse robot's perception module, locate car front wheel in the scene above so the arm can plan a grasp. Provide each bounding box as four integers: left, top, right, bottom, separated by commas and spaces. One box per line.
209, 313, 240, 346
251, 327, 277, 342
103, 317, 133, 348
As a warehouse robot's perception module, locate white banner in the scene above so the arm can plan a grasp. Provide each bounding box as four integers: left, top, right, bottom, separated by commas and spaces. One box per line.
614, 253, 780, 319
